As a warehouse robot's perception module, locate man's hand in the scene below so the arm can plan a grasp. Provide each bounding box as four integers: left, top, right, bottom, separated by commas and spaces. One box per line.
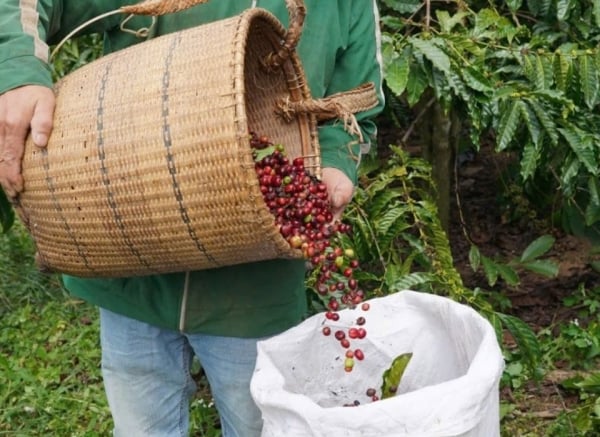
321, 167, 354, 222
0, 85, 55, 197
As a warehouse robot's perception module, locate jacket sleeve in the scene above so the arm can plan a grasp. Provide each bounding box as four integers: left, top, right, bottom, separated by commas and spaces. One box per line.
318, 0, 385, 184
0, 0, 58, 95
0, 0, 135, 96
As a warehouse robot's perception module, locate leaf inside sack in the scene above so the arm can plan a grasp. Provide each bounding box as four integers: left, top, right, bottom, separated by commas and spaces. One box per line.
381, 352, 413, 399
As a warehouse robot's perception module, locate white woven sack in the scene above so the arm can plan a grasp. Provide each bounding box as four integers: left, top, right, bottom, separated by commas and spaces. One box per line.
250, 290, 505, 437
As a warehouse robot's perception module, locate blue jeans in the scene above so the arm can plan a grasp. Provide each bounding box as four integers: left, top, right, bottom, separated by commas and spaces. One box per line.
99, 309, 264, 437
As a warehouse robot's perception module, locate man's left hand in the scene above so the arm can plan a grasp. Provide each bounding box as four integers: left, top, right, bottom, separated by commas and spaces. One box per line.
321, 167, 354, 222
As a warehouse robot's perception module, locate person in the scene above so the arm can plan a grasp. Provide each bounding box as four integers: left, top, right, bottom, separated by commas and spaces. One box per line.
0, 1, 384, 436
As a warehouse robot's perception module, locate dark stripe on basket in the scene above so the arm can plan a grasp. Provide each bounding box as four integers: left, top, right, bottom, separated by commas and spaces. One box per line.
41, 147, 96, 273
97, 62, 155, 272
162, 34, 219, 266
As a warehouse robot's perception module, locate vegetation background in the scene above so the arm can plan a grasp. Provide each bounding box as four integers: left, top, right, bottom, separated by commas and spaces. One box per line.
1, 0, 600, 435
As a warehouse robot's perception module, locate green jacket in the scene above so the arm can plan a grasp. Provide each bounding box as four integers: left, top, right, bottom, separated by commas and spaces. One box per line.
1, 0, 384, 337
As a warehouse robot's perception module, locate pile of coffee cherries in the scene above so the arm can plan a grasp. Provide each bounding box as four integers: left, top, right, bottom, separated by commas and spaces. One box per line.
250, 132, 372, 377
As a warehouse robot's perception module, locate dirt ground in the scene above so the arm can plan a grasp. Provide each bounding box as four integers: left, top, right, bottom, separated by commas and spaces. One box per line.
449, 145, 597, 326
446, 141, 600, 423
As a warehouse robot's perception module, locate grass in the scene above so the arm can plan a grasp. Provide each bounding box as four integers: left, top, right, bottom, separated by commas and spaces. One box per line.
0, 223, 220, 436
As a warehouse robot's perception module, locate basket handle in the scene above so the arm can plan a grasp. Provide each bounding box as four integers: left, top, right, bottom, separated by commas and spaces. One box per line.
50, 0, 210, 60
120, 0, 210, 16
275, 82, 380, 142
262, 0, 306, 71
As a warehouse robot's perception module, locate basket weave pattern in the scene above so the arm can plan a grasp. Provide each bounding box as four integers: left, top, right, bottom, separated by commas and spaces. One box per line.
17, 9, 318, 277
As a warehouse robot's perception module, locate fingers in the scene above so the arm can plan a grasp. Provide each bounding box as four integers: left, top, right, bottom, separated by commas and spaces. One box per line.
321, 167, 354, 222
30, 91, 55, 148
0, 110, 28, 197
0, 85, 55, 197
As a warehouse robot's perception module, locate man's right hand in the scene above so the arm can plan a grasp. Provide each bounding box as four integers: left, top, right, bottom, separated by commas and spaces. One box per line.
0, 85, 55, 197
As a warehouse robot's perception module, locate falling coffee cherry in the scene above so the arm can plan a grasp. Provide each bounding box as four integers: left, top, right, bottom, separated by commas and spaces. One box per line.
250, 132, 376, 399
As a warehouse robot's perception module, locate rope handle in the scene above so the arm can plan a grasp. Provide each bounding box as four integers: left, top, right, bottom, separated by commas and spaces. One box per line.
52, 0, 306, 64
275, 82, 380, 142
124, 0, 306, 71
123, 0, 307, 71
120, 0, 209, 16
262, 0, 306, 71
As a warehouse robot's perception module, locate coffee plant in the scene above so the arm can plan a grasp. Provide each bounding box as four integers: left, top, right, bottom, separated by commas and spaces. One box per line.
378, 0, 600, 242
313, 144, 542, 379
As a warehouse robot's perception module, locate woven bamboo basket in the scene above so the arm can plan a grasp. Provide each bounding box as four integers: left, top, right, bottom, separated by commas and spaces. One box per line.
14, 0, 378, 278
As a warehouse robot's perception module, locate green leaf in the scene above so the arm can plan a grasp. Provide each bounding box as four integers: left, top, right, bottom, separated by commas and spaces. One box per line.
348, 209, 375, 261
526, 0, 547, 15
520, 259, 560, 277
496, 263, 520, 286
558, 126, 598, 175
381, 0, 421, 14
252, 145, 276, 162
520, 141, 540, 182
506, 0, 523, 13
375, 205, 409, 238
380, 17, 405, 32
461, 66, 494, 93
521, 100, 542, 146
469, 245, 481, 272
589, 175, 600, 206
556, 0, 573, 21
487, 310, 504, 345
574, 372, 600, 393
531, 89, 574, 111
526, 98, 559, 146
380, 218, 412, 254
381, 353, 413, 399
560, 155, 582, 195
405, 63, 429, 106
497, 312, 541, 371
496, 100, 523, 151
0, 190, 15, 233
436, 10, 468, 33
553, 51, 571, 92
388, 272, 435, 292
585, 200, 600, 227
474, 8, 502, 35
522, 54, 552, 91
579, 53, 599, 109
481, 255, 499, 287
409, 37, 451, 74
539, 54, 555, 90
385, 56, 410, 97
369, 190, 404, 218
520, 235, 555, 262
595, 0, 600, 27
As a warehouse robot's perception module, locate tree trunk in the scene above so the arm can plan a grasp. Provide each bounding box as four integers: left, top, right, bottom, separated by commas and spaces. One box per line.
415, 94, 460, 233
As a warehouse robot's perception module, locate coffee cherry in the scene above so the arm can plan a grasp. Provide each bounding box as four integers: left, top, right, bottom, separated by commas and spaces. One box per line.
348, 327, 359, 339
334, 330, 346, 341
250, 132, 372, 380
